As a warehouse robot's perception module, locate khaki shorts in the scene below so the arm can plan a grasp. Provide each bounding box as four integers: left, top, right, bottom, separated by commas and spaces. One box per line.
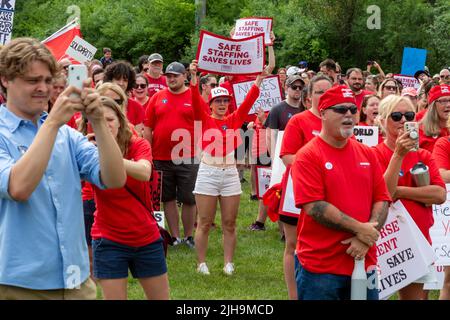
0, 278, 97, 300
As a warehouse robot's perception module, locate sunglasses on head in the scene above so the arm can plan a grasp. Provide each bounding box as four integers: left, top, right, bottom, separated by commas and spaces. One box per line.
290, 85, 303, 91
135, 83, 147, 89
329, 105, 358, 115
390, 111, 415, 122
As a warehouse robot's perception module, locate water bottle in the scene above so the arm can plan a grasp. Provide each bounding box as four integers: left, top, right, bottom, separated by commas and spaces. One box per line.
351, 258, 367, 300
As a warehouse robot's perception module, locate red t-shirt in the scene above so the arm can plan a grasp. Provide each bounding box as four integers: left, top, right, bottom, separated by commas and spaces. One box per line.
126, 98, 145, 126
67, 112, 82, 130
191, 82, 260, 157
354, 90, 374, 109
144, 88, 195, 160
91, 137, 160, 247
145, 74, 167, 98
292, 137, 391, 276
280, 110, 321, 157
416, 109, 427, 121
419, 126, 449, 153
432, 136, 450, 169
373, 143, 445, 242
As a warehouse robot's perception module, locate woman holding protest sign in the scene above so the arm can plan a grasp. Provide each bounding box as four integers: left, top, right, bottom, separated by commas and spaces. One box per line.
189, 57, 274, 275
374, 94, 446, 300
82, 96, 169, 300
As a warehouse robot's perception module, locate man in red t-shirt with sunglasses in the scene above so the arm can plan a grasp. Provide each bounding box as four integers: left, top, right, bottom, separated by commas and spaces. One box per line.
291, 85, 391, 300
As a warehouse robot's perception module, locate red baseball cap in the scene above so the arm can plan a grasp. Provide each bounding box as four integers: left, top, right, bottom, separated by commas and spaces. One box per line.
318, 85, 357, 112
428, 84, 450, 104
208, 87, 231, 104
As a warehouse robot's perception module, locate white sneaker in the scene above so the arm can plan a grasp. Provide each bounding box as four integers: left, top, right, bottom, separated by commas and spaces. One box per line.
223, 262, 235, 275
197, 262, 210, 275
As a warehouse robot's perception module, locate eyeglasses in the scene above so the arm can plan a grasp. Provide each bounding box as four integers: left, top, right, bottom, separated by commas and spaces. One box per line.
135, 84, 147, 89
390, 111, 415, 122
436, 99, 450, 105
114, 99, 124, 105
329, 105, 358, 115
213, 98, 230, 104
208, 83, 217, 88
290, 85, 303, 91
384, 85, 397, 91
440, 75, 450, 80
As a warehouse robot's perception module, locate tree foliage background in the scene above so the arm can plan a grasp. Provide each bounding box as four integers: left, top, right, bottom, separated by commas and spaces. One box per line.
13, 0, 449, 74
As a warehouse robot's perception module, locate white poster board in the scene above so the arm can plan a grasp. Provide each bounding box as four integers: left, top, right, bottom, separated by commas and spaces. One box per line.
280, 171, 301, 215
232, 17, 273, 45
65, 35, 97, 63
153, 211, 166, 229
255, 166, 271, 199
377, 201, 436, 300
353, 125, 379, 147
430, 184, 450, 266
232, 75, 282, 114
393, 74, 420, 90
0, 0, 16, 45
196, 30, 265, 75
269, 131, 285, 187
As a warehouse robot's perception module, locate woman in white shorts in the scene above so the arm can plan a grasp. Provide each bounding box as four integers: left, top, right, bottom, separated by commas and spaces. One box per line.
189, 49, 274, 275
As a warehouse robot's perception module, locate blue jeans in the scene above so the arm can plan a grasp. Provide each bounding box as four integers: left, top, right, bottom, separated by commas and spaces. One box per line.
294, 255, 379, 300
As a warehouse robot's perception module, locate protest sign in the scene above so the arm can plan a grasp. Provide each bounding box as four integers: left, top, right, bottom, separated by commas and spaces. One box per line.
255, 166, 272, 199
279, 168, 301, 217
65, 35, 97, 63
153, 211, 166, 229
353, 125, 379, 147
42, 19, 82, 61
430, 184, 450, 266
393, 74, 420, 91
196, 30, 265, 75
424, 265, 445, 290
401, 47, 427, 76
150, 170, 163, 211
0, 0, 16, 45
232, 17, 273, 46
232, 75, 282, 114
377, 201, 435, 299
269, 131, 286, 188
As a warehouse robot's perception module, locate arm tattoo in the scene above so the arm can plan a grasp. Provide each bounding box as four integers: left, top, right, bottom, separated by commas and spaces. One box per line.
370, 201, 389, 231
309, 201, 355, 233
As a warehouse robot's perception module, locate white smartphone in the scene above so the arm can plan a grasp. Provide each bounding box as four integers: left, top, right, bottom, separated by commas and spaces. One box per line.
67, 64, 88, 96
404, 121, 419, 151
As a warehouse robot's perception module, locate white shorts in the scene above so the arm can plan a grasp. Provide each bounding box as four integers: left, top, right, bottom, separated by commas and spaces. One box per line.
193, 162, 242, 197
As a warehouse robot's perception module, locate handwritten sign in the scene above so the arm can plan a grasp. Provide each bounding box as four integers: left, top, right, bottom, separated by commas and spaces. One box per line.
279, 168, 301, 217
430, 184, 450, 266
377, 201, 436, 299
65, 35, 97, 63
150, 170, 163, 211
255, 166, 271, 199
353, 125, 379, 147
196, 30, 265, 75
232, 75, 282, 114
0, 0, 16, 45
393, 74, 420, 91
153, 211, 166, 229
232, 17, 273, 46
269, 131, 285, 188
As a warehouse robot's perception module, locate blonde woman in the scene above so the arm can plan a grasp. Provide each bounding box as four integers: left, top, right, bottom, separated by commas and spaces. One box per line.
378, 78, 400, 99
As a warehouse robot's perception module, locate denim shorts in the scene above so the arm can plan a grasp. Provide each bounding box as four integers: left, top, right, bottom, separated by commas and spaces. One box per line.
193, 162, 242, 197
294, 255, 379, 300
92, 237, 167, 279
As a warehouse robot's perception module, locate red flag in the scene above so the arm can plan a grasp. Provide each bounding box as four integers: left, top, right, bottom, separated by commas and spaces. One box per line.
42, 19, 82, 62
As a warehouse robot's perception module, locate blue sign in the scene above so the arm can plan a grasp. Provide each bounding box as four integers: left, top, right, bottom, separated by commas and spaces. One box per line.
401, 47, 427, 76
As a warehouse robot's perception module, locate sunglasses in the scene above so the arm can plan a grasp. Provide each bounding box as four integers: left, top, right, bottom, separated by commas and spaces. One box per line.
290, 85, 303, 91
213, 98, 230, 104
208, 83, 217, 88
135, 84, 147, 89
384, 85, 397, 91
390, 111, 415, 122
440, 75, 450, 79
114, 99, 124, 105
329, 105, 358, 115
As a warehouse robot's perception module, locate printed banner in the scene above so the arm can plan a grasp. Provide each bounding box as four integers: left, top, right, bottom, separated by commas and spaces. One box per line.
255, 166, 272, 199
430, 184, 450, 266
232, 17, 273, 46
393, 74, 420, 91
269, 131, 286, 188
0, 0, 16, 45
150, 170, 163, 211
65, 35, 97, 63
196, 30, 265, 76
353, 125, 379, 147
377, 201, 436, 299
279, 167, 301, 217
232, 75, 282, 114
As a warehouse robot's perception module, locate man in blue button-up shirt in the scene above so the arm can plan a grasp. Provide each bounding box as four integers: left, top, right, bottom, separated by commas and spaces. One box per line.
0, 38, 126, 299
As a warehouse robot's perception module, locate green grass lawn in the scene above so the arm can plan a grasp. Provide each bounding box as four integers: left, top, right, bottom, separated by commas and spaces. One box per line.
96, 169, 441, 300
